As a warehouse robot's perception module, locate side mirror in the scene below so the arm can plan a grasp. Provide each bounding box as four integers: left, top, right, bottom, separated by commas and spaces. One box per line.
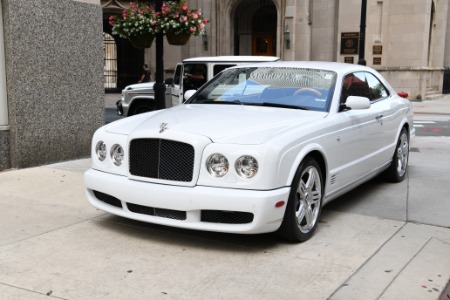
165, 78, 174, 85
184, 90, 197, 101
345, 96, 371, 110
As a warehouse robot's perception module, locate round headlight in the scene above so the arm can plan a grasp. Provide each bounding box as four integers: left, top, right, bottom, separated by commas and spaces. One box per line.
95, 141, 107, 161
206, 153, 229, 177
110, 144, 124, 166
235, 155, 259, 178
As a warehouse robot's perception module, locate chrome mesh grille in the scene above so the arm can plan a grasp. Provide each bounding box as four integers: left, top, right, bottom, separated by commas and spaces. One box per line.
201, 210, 254, 224
129, 138, 195, 182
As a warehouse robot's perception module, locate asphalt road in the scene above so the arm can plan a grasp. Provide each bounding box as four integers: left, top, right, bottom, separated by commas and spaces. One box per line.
414, 115, 450, 137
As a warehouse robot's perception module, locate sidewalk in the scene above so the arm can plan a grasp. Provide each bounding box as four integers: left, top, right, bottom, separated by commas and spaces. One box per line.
411, 93, 450, 115
0, 95, 449, 299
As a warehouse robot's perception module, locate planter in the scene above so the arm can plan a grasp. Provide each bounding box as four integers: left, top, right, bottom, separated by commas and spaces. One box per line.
166, 33, 191, 45
128, 34, 155, 49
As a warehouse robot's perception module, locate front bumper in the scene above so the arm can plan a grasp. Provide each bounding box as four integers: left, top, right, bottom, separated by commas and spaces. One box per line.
84, 169, 290, 234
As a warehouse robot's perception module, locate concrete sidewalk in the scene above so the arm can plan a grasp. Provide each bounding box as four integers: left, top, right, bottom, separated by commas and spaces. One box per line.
411, 94, 450, 115
0, 96, 449, 299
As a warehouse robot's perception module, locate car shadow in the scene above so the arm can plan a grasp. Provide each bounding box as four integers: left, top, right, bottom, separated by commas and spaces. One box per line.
92, 214, 289, 252
323, 175, 408, 221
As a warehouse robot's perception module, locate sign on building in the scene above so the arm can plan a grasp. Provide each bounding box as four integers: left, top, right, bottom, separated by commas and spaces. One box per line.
340, 32, 359, 55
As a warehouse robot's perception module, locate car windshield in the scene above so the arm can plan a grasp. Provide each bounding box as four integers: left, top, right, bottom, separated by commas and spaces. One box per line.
186, 67, 337, 112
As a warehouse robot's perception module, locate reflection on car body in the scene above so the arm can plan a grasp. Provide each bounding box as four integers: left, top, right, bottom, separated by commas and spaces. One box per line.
85, 61, 414, 242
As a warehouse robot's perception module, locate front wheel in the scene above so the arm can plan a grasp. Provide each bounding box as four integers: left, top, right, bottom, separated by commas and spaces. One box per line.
277, 157, 323, 243
384, 128, 409, 182
129, 102, 155, 116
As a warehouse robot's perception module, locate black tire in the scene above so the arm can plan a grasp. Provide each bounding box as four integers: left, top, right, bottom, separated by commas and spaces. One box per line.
129, 102, 155, 116
384, 128, 409, 182
277, 157, 324, 243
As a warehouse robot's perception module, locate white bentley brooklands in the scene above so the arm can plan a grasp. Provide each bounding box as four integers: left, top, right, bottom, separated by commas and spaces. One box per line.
84, 61, 414, 242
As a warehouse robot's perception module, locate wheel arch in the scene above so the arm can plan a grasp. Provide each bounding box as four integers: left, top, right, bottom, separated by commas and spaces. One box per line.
128, 97, 156, 115
285, 146, 328, 190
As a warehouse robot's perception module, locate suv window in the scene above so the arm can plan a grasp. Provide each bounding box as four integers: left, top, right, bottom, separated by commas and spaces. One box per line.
173, 64, 182, 85
213, 64, 236, 76
184, 63, 207, 89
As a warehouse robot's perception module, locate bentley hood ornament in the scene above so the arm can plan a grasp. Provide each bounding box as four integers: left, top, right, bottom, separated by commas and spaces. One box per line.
159, 122, 168, 133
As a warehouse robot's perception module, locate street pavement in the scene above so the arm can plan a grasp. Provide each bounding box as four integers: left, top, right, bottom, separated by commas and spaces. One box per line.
0, 95, 449, 299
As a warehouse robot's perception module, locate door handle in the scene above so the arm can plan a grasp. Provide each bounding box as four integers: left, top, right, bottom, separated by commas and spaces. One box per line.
375, 114, 384, 125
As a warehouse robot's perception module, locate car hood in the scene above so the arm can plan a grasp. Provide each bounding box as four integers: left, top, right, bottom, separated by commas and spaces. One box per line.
123, 82, 155, 91
105, 104, 327, 145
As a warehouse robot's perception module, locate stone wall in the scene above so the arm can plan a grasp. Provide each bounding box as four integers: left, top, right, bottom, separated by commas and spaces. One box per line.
0, 0, 104, 170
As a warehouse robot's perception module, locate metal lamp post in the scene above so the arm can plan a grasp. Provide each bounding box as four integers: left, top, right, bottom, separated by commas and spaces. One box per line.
154, 0, 166, 110
359, 0, 367, 62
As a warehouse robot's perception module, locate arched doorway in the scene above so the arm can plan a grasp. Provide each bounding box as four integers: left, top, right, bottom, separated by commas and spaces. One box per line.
233, 0, 277, 56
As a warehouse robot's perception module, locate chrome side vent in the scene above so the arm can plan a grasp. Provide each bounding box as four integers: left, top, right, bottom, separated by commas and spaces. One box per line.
330, 174, 337, 185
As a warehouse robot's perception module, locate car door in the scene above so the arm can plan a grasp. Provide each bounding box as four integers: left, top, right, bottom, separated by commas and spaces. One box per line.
330, 72, 387, 189
171, 63, 183, 106
363, 72, 400, 164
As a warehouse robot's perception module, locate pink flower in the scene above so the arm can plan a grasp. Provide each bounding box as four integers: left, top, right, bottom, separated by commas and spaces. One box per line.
183, 2, 188, 10
192, 13, 198, 20
190, 26, 197, 32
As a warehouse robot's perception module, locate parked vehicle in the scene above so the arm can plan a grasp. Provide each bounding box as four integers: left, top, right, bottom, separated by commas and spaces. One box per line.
85, 61, 414, 242
116, 56, 280, 116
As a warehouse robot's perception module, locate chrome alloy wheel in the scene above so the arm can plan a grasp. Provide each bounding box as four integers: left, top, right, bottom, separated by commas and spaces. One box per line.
295, 166, 322, 234
396, 131, 409, 178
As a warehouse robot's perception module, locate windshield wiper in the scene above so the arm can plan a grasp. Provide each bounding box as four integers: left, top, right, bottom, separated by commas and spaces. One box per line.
260, 102, 309, 110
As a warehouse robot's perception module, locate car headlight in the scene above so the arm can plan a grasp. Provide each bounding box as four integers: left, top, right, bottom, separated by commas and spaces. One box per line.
235, 155, 258, 178
206, 153, 229, 177
111, 144, 124, 166
95, 141, 107, 161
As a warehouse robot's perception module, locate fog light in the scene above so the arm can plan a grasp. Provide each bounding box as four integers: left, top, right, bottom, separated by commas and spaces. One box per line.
95, 141, 107, 161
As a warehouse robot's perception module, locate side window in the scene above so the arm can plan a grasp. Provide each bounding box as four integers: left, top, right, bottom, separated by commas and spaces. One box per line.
213, 64, 236, 76
365, 72, 389, 101
184, 63, 207, 89
342, 72, 370, 103
173, 64, 182, 85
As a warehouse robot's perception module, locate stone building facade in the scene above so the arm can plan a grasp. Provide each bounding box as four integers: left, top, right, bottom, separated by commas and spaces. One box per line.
102, 0, 450, 99
0, 0, 104, 171
1, 0, 448, 170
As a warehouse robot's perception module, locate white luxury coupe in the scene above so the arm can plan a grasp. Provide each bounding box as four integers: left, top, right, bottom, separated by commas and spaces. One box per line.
84, 61, 414, 242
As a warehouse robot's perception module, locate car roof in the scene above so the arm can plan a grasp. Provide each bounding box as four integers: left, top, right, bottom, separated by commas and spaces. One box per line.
226, 60, 375, 74
183, 56, 280, 63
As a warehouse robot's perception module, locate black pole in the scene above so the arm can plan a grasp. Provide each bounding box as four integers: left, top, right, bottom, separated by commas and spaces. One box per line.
154, 0, 166, 110
359, 0, 367, 61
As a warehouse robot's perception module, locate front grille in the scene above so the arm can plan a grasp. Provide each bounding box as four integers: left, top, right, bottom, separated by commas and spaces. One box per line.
93, 191, 122, 208
129, 138, 195, 182
201, 210, 254, 224
127, 203, 186, 220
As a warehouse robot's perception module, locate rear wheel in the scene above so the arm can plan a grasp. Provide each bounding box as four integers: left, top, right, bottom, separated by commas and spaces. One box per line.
278, 157, 323, 243
384, 128, 409, 182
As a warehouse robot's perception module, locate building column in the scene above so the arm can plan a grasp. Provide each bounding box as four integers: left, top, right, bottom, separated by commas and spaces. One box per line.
0, 2, 9, 129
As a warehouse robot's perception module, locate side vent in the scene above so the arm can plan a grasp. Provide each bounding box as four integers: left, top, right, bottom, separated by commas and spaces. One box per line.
330, 174, 337, 185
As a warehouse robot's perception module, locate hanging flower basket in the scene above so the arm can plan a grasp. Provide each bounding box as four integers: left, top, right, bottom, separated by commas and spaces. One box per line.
129, 34, 155, 49
166, 32, 191, 45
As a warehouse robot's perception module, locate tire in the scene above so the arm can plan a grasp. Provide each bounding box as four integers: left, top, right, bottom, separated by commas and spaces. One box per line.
129, 102, 155, 116
384, 128, 409, 182
277, 157, 323, 243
